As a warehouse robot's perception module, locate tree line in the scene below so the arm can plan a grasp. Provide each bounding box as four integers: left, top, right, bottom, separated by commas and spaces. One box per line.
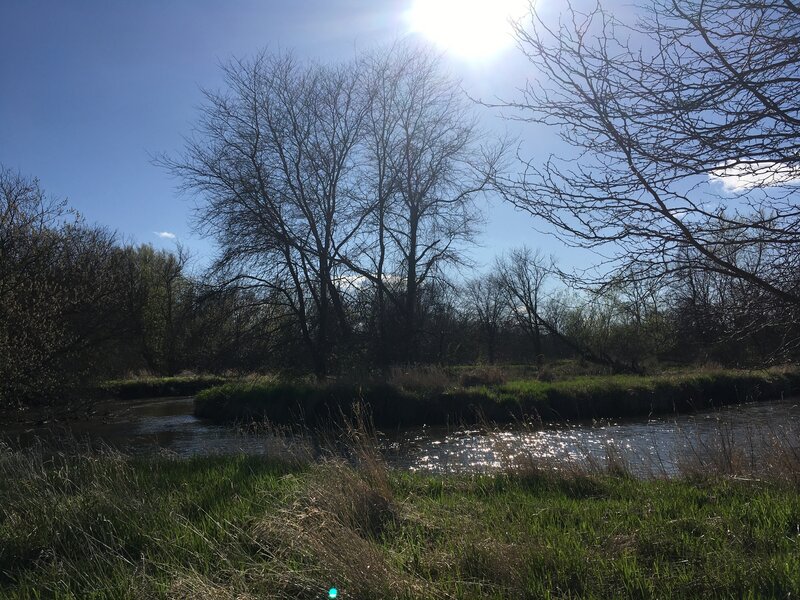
2, 0, 799, 405
0, 169, 274, 406
0, 161, 790, 407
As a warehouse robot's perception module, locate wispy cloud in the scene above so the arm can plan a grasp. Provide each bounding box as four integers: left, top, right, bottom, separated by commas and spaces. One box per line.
709, 161, 800, 192
154, 231, 177, 240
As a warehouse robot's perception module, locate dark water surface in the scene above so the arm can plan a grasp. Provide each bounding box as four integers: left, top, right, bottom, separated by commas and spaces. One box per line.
2, 396, 799, 475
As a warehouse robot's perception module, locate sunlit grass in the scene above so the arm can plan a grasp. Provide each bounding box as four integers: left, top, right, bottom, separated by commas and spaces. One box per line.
2, 440, 800, 599
195, 367, 800, 425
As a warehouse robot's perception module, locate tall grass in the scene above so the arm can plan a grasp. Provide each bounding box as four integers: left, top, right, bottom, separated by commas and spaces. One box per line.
4, 421, 800, 599
195, 367, 800, 426
100, 374, 228, 399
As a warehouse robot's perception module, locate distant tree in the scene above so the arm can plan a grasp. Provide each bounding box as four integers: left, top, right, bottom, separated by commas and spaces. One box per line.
667, 238, 799, 364
463, 273, 508, 363
560, 281, 673, 371
495, 247, 550, 364
180, 281, 276, 373
495, 246, 642, 371
118, 244, 192, 375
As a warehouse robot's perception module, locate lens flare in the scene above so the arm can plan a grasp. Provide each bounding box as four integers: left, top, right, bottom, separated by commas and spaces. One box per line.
406, 0, 527, 60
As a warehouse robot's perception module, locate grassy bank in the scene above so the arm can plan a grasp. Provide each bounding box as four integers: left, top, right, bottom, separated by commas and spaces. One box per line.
2, 444, 800, 599
99, 375, 227, 400
195, 368, 800, 426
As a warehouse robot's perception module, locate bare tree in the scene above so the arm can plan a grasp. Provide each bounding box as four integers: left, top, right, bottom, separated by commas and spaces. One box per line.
496, 246, 641, 370
164, 44, 504, 372
343, 44, 504, 363
494, 0, 800, 354
495, 247, 550, 364
162, 52, 367, 377
463, 273, 508, 363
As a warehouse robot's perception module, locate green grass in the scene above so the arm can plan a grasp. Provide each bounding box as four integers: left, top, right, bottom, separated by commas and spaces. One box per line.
194, 379, 427, 426
493, 369, 800, 419
99, 375, 228, 399
195, 368, 800, 426
2, 447, 800, 599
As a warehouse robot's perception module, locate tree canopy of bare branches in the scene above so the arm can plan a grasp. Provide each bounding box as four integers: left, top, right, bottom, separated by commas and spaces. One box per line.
494, 0, 800, 357
163, 43, 503, 374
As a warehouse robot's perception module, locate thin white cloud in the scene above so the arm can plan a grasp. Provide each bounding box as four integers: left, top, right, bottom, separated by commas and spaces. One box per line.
709, 161, 800, 192
333, 273, 369, 288
154, 231, 177, 240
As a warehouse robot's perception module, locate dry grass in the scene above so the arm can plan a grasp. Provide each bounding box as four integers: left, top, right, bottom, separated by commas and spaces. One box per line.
387, 366, 454, 392
457, 365, 507, 388
675, 420, 800, 483
253, 461, 418, 600
5, 412, 800, 598
247, 410, 447, 599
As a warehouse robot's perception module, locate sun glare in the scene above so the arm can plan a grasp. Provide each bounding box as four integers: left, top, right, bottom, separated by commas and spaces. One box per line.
406, 0, 527, 61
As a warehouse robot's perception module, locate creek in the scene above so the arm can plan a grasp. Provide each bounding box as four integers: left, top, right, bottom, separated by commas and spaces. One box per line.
2, 395, 798, 475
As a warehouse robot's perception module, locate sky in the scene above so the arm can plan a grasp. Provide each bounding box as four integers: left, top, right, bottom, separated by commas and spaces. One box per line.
0, 0, 581, 273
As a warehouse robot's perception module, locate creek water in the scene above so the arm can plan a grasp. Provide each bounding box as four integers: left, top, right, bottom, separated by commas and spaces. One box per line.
2, 395, 799, 475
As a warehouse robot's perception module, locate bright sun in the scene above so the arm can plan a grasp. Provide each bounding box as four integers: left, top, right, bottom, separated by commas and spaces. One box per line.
406, 0, 527, 61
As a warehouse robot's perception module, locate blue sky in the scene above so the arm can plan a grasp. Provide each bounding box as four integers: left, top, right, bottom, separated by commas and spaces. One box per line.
0, 0, 580, 272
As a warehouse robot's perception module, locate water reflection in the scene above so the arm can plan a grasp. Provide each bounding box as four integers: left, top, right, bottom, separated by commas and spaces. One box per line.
2, 396, 798, 476
0, 398, 297, 458
387, 399, 800, 475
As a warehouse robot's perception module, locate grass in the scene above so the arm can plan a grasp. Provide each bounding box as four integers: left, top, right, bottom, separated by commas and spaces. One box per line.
2, 436, 800, 599
194, 378, 427, 426
492, 369, 800, 419
99, 375, 228, 400
195, 367, 800, 426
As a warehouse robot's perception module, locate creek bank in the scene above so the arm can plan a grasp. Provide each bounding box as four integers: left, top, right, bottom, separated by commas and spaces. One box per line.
99, 375, 227, 400
195, 369, 800, 426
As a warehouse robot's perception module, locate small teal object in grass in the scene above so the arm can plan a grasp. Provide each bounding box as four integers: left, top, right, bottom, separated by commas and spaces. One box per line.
328, 588, 338, 599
